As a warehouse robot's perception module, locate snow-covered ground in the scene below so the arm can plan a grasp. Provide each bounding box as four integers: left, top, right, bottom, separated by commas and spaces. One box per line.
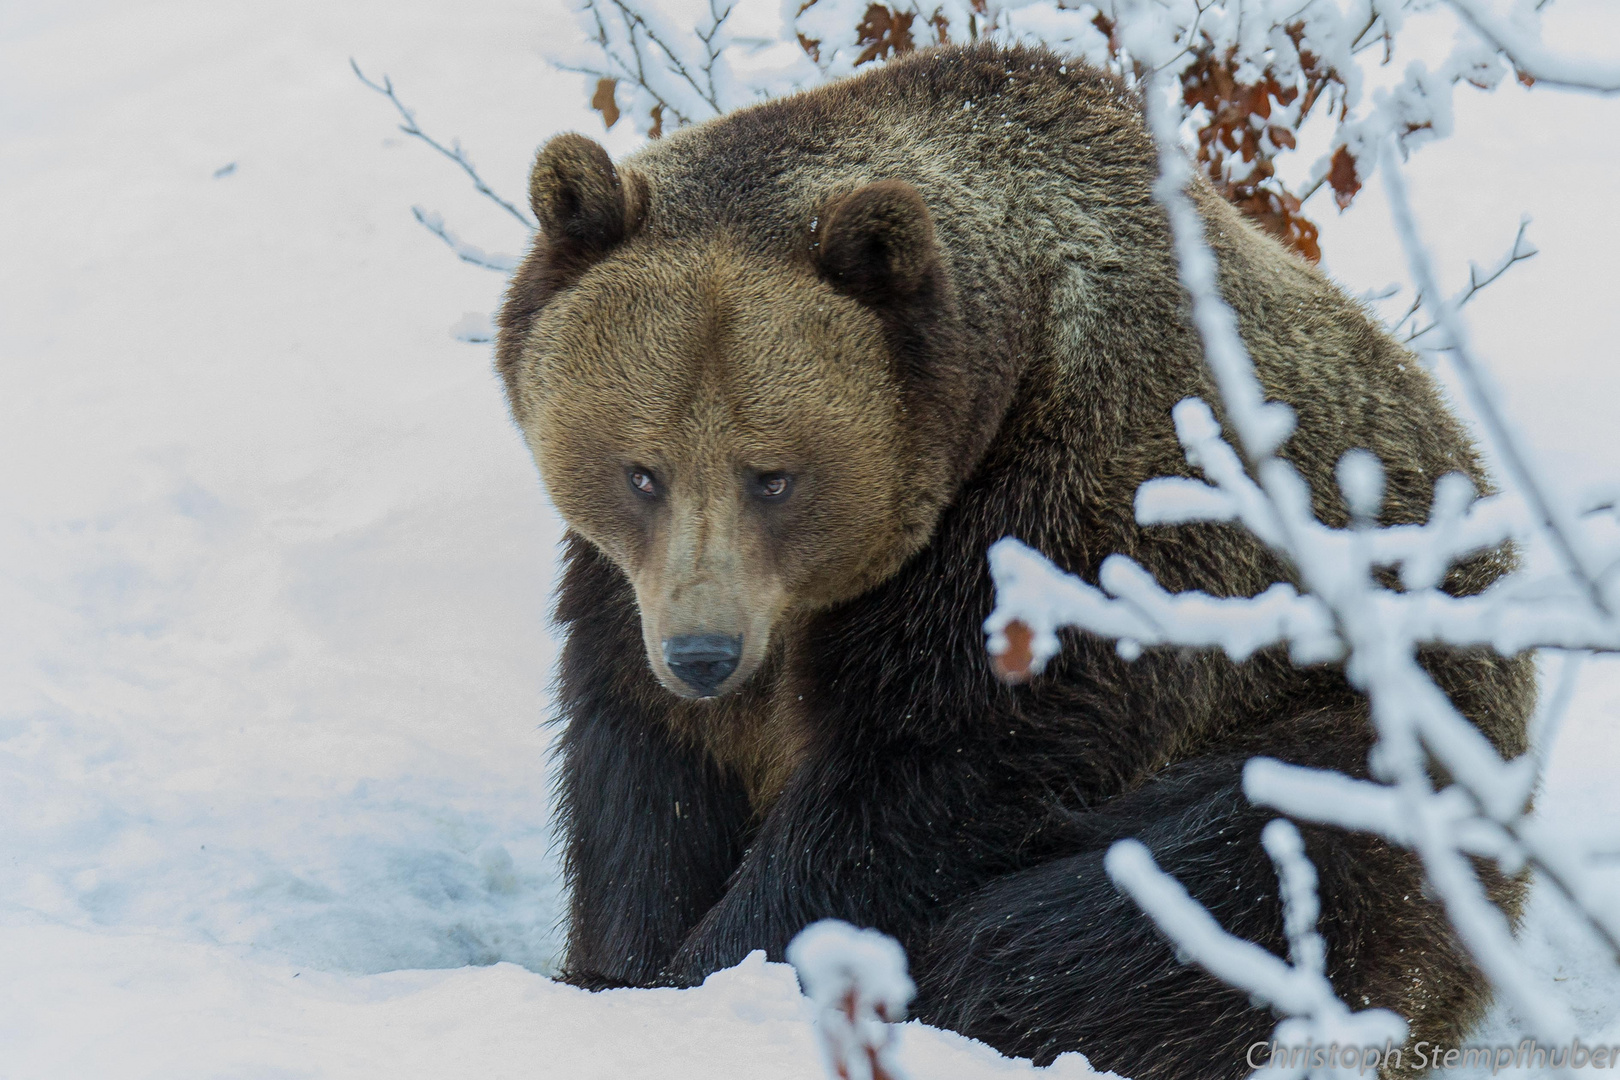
0, 1, 1615, 1077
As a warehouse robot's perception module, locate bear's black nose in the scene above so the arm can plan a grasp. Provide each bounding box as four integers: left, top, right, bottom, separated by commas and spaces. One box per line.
662, 634, 742, 696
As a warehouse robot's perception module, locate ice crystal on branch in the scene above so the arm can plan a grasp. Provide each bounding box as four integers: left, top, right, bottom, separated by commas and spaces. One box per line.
555, 0, 821, 136
789, 921, 915, 1080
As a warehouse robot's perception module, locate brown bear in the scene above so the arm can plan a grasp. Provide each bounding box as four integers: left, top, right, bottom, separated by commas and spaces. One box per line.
494, 43, 1533, 1080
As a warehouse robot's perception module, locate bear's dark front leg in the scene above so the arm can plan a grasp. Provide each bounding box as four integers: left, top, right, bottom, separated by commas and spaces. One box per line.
555, 689, 753, 988
553, 537, 754, 989
662, 736, 1033, 984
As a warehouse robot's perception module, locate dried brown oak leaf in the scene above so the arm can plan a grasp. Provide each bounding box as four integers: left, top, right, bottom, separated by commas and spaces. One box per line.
1328, 145, 1361, 211
991, 620, 1037, 684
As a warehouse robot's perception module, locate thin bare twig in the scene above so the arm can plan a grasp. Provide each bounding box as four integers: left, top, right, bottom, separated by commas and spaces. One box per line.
1383, 140, 1614, 620
410, 207, 519, 272
351, 59, 537, 232
1401, 218, 1538, 344
559, 0, 699, 130
587, 0, 725, 119
1391, 291, 1425, 337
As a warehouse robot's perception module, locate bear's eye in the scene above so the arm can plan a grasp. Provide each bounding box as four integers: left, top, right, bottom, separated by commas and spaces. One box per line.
753, 473, 793, 500
628, 467, 660, 499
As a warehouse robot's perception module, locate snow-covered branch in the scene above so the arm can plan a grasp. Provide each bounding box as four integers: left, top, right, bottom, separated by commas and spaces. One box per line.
553, 0, 818, 136
352, 60, 530, 344
788, 921, 914, 1080
1447, 0, 1620, 93
351, 59, 536, 233
410, 207, 520, 273
1106, 835, 1406, 1080
1381, 137, 1615, 621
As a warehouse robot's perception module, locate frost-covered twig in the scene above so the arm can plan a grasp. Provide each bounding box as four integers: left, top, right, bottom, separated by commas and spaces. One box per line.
410, 207, 520, 273
555, 0, 818, 137
1398, 217, 1537, 345
1529, 648, 1583, 778
788, 921, 914, 1080
1261, 820, 1327, 977
1245, 754, 1620, 968
351, 59, 537, 232
1106, 835, 1406, 1080
1381, 139, 1614, 621
564, 0, 719, 128
1447, 0, 1620, 93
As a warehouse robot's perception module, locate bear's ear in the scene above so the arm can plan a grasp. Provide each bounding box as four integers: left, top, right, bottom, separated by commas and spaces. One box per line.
529, 133, 644, 255
814, 180, 940, 305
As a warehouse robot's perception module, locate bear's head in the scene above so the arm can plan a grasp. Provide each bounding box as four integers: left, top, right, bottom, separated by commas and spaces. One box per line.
501, 134, 995, 700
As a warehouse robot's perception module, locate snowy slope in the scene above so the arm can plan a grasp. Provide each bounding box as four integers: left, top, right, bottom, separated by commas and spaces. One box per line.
0, 0, 1615, 1076
0, 921, 1112, 1080
0, 0, 579, 979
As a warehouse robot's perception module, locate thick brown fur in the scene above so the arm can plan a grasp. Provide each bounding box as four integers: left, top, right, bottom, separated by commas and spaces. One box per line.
497, 44, 1534, 1079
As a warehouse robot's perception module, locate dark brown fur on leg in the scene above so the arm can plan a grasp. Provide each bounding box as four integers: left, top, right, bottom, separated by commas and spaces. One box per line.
551, 538, 755, 987
914, 746, 1494, 1078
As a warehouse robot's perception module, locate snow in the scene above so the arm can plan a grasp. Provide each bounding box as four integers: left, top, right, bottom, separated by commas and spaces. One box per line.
0, 0, 573, 986
789, 921, 916, 1080
1448, 0, 1620, 93
0, 0, 1616, 1076
0, 921, 1112, 1079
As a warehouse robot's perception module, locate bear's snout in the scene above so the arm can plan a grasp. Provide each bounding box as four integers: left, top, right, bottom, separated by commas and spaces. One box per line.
661, 634, 742, 698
